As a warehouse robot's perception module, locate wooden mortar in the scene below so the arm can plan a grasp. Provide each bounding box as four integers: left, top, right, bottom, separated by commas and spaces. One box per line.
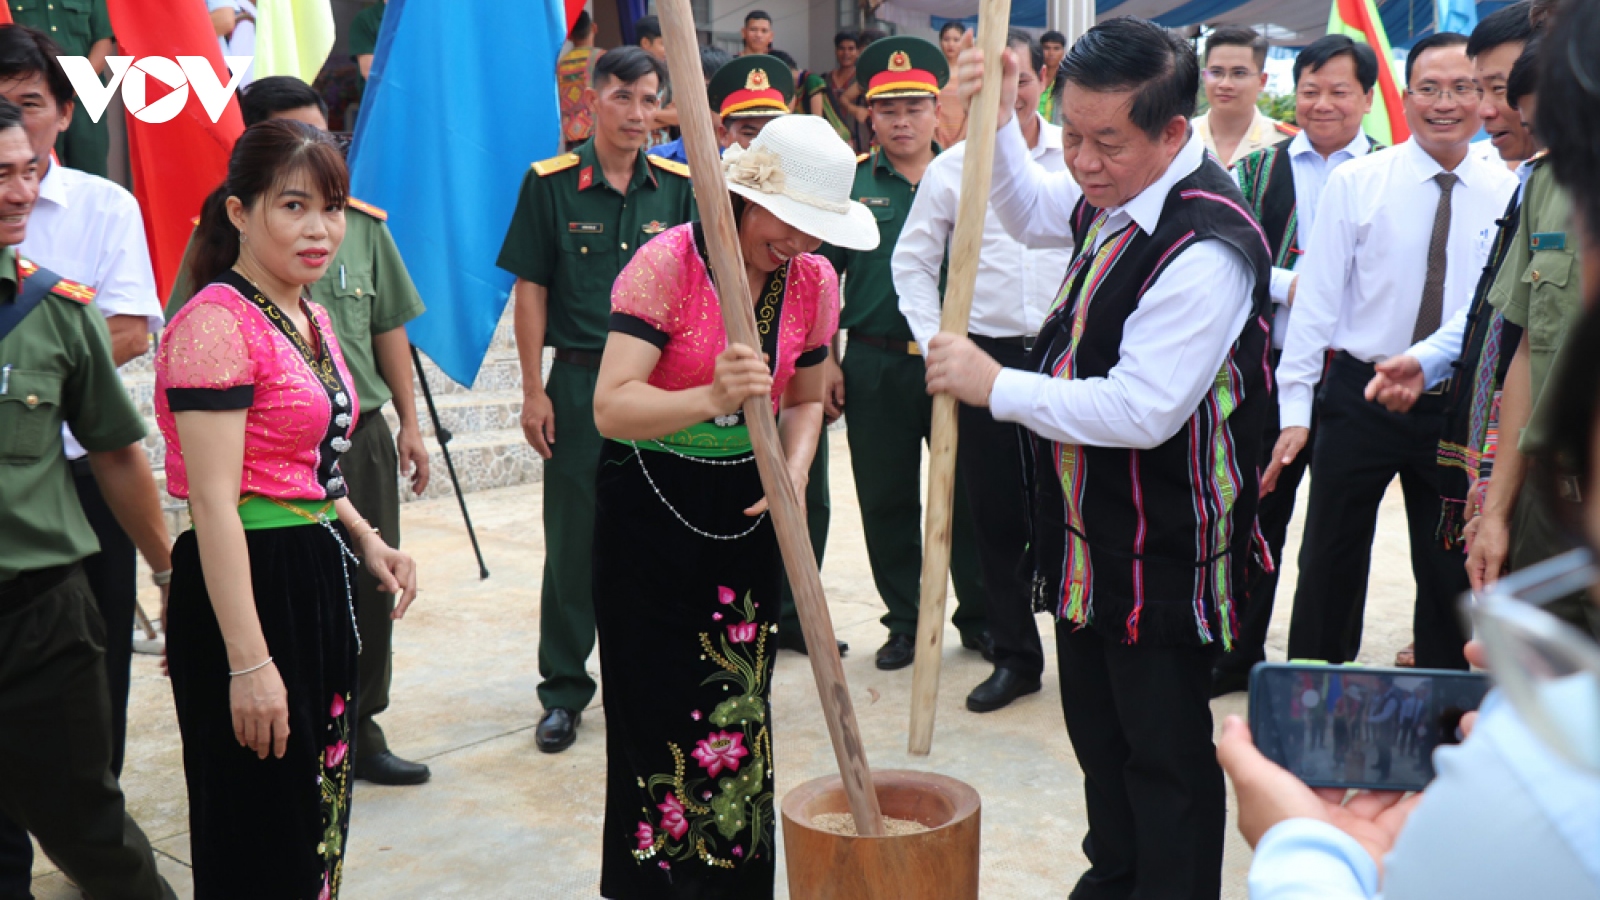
781, 770, 981, 899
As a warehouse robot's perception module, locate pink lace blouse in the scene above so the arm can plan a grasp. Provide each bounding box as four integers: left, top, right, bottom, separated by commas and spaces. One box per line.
155, 280, 360, 501
609, 224, 839, 408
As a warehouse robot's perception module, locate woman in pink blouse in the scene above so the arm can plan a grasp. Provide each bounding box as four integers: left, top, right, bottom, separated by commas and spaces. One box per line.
589, 115, 876, 899
154, 120, 417, 900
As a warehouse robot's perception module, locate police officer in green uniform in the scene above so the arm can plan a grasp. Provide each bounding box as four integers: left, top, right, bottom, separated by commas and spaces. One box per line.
705, 54, 849, 657
0, 98, 175, 900
8, 0, 112, 177
165, 76, 437, 786
821, 36, 987, 671
497, 46, 694, 753
1475, 150, 1597, 636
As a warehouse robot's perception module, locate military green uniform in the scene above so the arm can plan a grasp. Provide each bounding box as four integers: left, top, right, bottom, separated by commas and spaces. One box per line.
168, 202, 428, 758
349, 0, 385, 117
823, 144, 987, 642
497, 141, 695, 713
1487, 159, 1599, 637
10, 0, 113, 177
0, 248, 173, 900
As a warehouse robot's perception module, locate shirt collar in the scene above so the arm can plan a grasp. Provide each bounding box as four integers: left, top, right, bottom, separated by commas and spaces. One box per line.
36, 161, 67, 209
1288, 128, 1373, 162
575, 139, 658, 193
1401, 136, 1482, 188
873, 142, 942, 183
0, 245, 18, 301
1037, 118, 1064, 153
1113, 129, 1206, 236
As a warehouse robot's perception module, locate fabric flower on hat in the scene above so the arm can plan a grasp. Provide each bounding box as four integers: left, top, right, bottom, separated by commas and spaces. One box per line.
723, 146, 786, 196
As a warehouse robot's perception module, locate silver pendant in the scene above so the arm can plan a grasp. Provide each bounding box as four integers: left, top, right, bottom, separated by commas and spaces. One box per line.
327, 476, 345, 493
335, 391, 349, 409
335, 413, 351, 429
331, 437, 352, 453
714, 414, 740, 428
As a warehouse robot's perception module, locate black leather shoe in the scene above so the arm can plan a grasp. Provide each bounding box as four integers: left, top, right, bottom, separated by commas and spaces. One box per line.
536, 708, 581, 754
776, 628, 849, 657
1210, 666, 1253, 698
875, 633, 915, 670
960, 630, 995, 663
354, 751, 432, 786
966, 667, 1041, 712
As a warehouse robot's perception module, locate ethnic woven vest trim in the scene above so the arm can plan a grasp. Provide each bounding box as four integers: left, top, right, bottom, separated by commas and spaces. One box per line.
1027, 160, 1274, 649
217, 269, 355, 499
688, 222, 788, 431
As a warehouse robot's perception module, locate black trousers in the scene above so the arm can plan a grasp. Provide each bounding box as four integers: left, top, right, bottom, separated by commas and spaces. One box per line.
962, 336, 1044, 679
344, 413, 403, 760
1286, 353, 1470, 670
1218, 349, 1313, 674
1056, 622, 1224, 900
0, 466, 140, 896
0, 566, 172, 900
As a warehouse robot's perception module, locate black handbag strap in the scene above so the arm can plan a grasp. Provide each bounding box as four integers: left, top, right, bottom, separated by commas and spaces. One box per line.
0, 267, 63, 344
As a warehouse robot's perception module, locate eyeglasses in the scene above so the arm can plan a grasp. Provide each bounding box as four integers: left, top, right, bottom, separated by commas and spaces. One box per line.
1204, 67, 1259, 83
1460, 548, 1600, 774
1410, 82, 1484, 103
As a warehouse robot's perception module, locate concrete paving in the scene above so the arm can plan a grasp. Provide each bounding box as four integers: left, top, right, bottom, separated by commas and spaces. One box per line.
32, 429, 1426, 899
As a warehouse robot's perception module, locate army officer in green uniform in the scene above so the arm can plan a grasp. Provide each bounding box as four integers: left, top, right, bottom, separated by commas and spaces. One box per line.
0, 98, 175, 900
167, 77, 435, 786
821, 35, 987, 671
498, 46, 694, 754
707, 54, 849, 657
8, 0, 113, 176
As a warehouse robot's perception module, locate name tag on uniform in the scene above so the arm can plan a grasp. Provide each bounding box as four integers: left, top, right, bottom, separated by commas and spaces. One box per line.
569, 222, 604, 234
1530, 232, 1566, 252
859, 197, 891, 208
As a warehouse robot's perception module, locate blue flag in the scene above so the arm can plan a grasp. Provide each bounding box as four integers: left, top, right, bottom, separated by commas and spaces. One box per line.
349, 0, 565, 386
1438, 0, 1480, 36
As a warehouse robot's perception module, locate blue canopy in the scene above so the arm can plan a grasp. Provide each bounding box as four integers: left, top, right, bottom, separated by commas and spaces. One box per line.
924, 0, 1514, 46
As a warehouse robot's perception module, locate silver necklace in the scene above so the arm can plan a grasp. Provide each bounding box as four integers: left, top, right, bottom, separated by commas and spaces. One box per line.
628, 442, 765, 541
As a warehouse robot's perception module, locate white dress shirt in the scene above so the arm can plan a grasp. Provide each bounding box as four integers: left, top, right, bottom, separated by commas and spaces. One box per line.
984, 121, 1256, 450
1262, 129, 1374, 348
1276, 139, 1519, 429
893, 116, 1074, 351
1405, 157, 1537, 388
19, 162, 162, 460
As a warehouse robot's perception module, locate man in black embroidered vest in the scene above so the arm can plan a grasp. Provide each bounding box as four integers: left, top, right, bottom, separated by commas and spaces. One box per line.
1211, 35, 1382, 696
938, 19, 1272, 898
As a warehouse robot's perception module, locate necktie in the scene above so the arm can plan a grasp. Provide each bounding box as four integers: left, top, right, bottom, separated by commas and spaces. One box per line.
1413, 171, 1458, 342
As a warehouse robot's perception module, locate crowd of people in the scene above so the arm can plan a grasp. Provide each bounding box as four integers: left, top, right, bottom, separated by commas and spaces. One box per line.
0, 0, 1598, 897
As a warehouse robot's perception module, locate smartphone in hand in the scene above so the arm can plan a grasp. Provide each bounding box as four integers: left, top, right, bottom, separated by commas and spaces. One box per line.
1248, 662, 1491, 792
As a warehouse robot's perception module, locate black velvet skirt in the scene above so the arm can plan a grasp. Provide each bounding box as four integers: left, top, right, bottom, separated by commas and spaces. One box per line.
166, 523, 360, 900
593, 440, 783, 900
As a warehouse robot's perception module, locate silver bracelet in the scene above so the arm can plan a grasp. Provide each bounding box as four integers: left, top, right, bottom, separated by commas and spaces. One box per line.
229, 656, 274, 677
151, 569, 173, 586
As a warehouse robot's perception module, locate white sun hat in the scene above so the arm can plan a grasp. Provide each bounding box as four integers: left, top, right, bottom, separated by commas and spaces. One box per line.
721, 115, 880, 252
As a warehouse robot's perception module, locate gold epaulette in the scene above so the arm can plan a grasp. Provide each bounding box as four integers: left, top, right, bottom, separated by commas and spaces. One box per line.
1274, 121, 1301, 136
50, 277, 96, 305
648, 155, 691, 178
347, 197, 388, 221
17, 258, 37, 280
531, 152, 581, 177
856, 152, 871, 164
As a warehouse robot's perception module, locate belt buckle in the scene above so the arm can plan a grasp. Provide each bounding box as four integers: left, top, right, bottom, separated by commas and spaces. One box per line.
907, 342, 922, 357
1423, 378, 1450, 396
1022, 335, 1036, 353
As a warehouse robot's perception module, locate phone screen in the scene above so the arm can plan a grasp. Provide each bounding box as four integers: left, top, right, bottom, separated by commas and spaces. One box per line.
1248, 663, 1492, 792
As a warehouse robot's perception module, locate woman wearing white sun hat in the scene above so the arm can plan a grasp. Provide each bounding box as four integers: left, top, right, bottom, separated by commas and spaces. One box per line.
588, 113, 875, 899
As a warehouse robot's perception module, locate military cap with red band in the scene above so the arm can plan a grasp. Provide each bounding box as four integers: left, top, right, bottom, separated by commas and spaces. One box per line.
856, 35, 948, 101
709, 54, 795, 120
